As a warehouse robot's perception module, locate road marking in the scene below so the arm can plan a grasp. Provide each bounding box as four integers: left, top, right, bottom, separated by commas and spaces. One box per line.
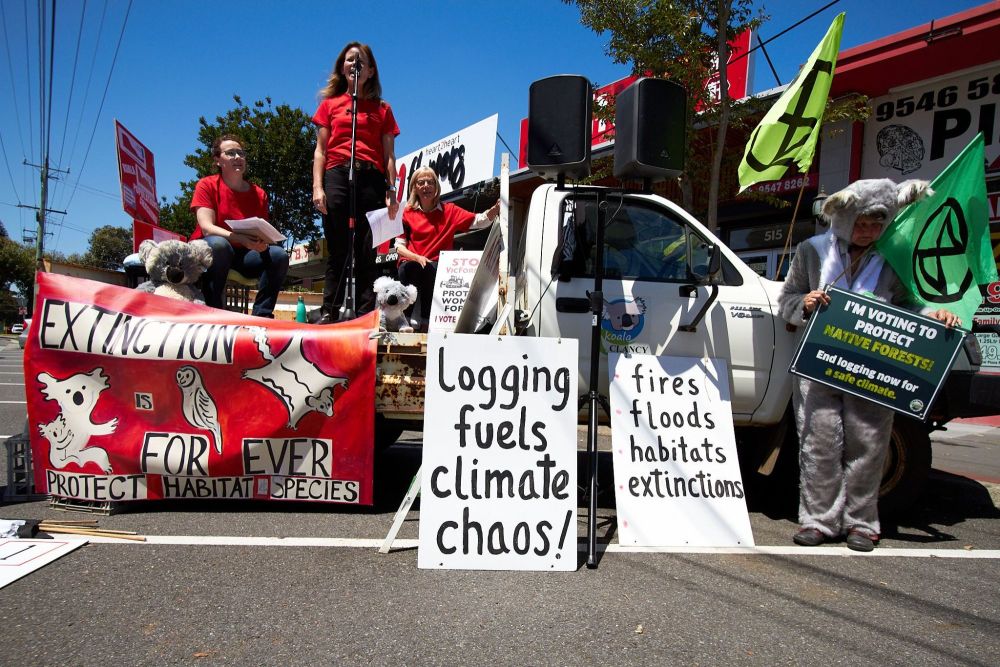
71, 534, 1000, 558
0, 382, 25, 386
0, 401, 26, 404
606, 544, 1000, 558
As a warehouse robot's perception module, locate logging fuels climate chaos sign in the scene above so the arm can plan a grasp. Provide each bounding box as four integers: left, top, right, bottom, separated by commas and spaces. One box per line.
418, 334, 578, 571
790, 287, 965, 420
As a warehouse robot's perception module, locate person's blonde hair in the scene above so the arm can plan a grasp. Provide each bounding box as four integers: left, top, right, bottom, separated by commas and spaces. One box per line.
319, 42, 382, 100
406, 167, 441, 210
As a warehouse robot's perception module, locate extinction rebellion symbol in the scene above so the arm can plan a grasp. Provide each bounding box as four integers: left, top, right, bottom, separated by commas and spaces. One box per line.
912, 197, 973, 303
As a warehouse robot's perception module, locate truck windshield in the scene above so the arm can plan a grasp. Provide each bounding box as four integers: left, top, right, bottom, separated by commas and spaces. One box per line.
567, 197, 711, 282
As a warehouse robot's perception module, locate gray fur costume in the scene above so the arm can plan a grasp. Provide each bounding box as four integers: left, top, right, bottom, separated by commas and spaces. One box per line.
777, 178, 931, 539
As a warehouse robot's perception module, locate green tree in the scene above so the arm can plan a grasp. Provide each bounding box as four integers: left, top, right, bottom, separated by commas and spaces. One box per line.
568, 0, 762, 229
79, 225, 134, 271
159, 96, 318, 246
0, 238, 36, 298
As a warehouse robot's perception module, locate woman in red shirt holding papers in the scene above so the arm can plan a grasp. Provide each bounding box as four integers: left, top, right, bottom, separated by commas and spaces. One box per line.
396, 166, 500, 330
190, 134, 289, 318
312, 42, 400, 323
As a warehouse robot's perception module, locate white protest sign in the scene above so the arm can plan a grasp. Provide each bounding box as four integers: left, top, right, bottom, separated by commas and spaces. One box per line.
429, 251, 481, 333
609, 354, 754, 547
393, 114, 498, 198
419, 333, 578, 570
0, 538, 87, 589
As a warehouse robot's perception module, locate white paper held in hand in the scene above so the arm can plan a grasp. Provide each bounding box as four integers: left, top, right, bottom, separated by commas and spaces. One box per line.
367, 207, 404, 248
226, 217, 286, 244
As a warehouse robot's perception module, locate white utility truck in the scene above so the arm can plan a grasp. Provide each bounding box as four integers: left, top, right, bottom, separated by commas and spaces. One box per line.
375, 182, 998, 512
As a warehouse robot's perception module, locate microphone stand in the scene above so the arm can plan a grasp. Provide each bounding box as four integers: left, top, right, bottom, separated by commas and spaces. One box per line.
339, 59, 362, 321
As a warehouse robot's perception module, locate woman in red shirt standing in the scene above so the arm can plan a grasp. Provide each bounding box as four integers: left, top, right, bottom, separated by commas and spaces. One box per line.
312, 42, 400, 323
396, 166, 500, 330
190, 134, 289, 318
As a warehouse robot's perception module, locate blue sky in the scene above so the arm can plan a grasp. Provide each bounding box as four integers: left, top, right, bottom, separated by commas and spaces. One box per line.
0, 0, 989, 256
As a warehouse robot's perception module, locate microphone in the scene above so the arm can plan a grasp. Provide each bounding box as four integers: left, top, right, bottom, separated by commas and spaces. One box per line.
352, 60, 363, 73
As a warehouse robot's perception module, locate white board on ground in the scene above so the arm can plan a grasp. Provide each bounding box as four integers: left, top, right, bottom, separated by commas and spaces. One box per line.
609, 354, 754, 547
0, 538, 87, 588
418, 333, 578, 570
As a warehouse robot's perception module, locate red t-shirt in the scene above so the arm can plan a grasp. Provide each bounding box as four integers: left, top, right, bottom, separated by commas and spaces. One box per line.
312, 94, 400, 171
400, 203, 476, 263
189, 174, 269, 242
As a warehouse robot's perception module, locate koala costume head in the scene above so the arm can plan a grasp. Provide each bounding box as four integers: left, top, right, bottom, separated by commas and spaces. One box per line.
822, 178, 933, 243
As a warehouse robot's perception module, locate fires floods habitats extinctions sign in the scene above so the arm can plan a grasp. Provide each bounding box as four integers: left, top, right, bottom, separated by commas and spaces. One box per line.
609, 354, 754, 547
418, 334, 578, 571
790, 287, 965, 419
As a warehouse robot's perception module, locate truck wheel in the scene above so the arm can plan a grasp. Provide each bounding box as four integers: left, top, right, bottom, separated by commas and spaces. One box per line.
375, 415, 405, 451
878, 417, 932, 516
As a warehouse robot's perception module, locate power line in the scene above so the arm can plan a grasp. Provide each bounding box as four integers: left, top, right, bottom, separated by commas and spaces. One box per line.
61, 0, 107, 205
55, 0, 86, 169
0, 2, 29, 167
45, 1, 56, 165
731, 0, 842, 67
0, 129, 22, 204
63, 0, 130, 212
22, 0, 36, 166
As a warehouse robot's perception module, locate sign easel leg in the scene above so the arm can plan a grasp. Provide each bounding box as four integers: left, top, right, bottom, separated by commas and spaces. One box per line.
378, 465, 421, 554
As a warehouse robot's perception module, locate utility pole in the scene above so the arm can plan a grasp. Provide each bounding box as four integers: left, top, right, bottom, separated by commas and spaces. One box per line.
19, 159, 68, 272
18, 160, 68, 318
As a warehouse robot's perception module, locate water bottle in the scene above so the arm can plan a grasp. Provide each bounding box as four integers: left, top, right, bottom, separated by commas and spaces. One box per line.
295, 295, 307, 323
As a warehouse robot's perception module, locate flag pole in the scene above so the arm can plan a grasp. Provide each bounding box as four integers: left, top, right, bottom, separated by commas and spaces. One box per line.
773, 183, 806, 280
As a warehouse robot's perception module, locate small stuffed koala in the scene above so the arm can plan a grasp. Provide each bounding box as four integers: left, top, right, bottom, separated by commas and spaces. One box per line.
822, 178, 932, 241
135, 239, 213, 304
373, 276, 417, 333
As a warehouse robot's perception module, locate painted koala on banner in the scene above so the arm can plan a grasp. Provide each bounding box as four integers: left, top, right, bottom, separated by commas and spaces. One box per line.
242, 327, 349, 429
37, 368, 117, 473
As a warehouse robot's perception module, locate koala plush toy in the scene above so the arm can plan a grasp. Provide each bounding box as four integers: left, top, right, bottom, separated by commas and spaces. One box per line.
135, 239, 213, 304
373, 276, 417, 333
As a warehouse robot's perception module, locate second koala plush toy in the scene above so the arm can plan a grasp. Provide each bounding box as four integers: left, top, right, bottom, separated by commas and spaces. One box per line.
373, 276, 418, 333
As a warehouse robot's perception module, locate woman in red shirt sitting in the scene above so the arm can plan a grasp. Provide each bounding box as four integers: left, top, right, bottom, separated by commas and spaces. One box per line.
396, 166, 500, 330
190, 134, 289, 318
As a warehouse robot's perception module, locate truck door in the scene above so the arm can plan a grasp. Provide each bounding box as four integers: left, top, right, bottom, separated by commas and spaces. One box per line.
541, 194, 775, 419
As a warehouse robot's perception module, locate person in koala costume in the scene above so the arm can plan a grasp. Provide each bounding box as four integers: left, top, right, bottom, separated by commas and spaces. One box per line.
778, 178, 960, 552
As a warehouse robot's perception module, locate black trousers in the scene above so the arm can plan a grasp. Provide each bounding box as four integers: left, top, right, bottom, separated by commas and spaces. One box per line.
398, 259, 437, 320
321, 165, 387, 316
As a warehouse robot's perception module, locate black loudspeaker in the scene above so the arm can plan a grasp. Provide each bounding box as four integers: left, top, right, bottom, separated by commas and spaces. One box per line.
528, 75, 592, 180
613, 78, 687, 180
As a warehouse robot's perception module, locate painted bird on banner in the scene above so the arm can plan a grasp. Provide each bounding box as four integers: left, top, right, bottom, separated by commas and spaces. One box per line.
177, 365, 223, 454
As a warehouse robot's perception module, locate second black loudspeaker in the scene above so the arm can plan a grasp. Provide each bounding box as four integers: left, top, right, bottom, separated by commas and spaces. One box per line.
527, 75, 592, 180
613, 78, 687, 180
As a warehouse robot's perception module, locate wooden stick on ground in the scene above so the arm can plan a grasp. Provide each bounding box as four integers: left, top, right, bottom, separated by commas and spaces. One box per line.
38, 525, 146, 542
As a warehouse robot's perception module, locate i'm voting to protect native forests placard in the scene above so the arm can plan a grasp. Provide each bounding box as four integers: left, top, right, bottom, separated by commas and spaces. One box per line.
609, 354, 754, 547
418, 334, 578, 571
791, 287, 965, 420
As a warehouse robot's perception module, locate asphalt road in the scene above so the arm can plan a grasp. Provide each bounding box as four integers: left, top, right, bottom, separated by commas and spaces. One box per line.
0, 336, 998, 665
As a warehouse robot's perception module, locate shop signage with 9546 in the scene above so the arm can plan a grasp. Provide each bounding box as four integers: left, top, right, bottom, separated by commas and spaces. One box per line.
790, 287, 965, 420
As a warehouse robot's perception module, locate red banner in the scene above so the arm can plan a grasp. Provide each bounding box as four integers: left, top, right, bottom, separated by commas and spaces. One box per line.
132, 219, 185, 253
115, 120, 159, 225
25, 273, 378, 505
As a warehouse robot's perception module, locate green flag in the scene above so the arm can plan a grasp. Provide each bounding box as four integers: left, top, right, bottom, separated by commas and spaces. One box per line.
876, 133, 998, 325
737, 12, 844, 193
